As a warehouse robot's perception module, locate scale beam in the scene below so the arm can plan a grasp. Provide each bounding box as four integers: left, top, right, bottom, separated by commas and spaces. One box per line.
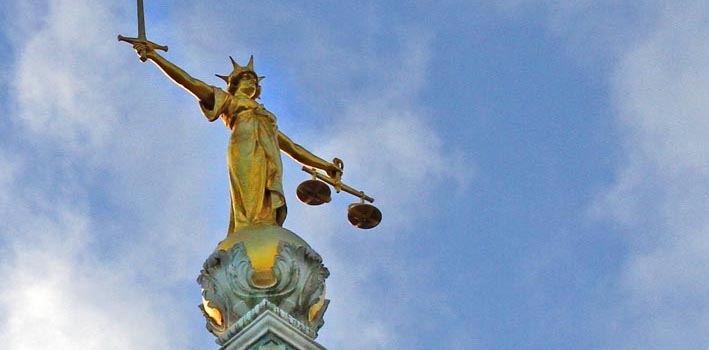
301, 166, 375, 203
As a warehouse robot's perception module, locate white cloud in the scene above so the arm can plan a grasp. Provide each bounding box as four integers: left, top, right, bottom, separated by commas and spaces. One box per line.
12, 1, 121, 153
0, 1, 209, 348
0, 211, 171, 350
594, 1, 709, 349
0, 149, 184, 349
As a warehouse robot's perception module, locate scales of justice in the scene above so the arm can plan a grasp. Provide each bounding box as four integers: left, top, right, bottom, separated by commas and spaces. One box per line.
120, 1, 380, 349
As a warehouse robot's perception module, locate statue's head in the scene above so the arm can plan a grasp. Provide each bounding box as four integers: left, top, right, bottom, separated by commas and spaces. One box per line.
215, 55, 264, 99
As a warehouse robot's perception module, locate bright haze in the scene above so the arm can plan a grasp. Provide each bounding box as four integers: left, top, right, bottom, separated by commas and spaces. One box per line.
1, 1, 708, 349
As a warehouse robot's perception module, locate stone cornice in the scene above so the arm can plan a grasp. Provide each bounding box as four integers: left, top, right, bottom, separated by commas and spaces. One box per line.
219, 299, 315, 344
220, 305, 327, 350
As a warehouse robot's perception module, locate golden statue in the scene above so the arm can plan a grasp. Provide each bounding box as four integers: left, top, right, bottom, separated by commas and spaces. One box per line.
119, 0, 380, 234
120, 2, 381, 336
132, 43, 342, 233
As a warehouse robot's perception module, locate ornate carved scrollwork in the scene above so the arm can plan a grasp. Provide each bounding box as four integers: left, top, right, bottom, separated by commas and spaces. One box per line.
197, 240, 330, 343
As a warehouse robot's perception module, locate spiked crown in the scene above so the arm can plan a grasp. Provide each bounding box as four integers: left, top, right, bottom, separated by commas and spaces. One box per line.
215, 55, 265, 98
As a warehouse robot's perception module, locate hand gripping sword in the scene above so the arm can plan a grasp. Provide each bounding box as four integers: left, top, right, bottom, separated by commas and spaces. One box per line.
117, 0, 168, 61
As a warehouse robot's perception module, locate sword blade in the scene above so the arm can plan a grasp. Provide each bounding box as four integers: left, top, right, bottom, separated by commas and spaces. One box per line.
137, 0, 146, 40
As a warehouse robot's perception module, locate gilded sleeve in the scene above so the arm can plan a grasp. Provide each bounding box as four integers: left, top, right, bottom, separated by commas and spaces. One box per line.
199, 86, 230, 122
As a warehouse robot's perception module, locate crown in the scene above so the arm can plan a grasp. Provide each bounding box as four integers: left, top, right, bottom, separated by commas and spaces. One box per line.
215, 55, 265, 98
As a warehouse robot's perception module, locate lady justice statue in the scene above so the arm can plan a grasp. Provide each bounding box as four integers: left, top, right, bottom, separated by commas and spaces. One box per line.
119, 0, 380, 235
120, 3, 379, 344
126, 33, 340, 339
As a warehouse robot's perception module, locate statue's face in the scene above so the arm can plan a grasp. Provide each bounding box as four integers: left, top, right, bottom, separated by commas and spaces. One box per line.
235, 73, 258, 98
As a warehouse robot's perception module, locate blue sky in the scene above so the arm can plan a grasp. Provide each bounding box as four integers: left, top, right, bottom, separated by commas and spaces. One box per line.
1, 1, 709, 349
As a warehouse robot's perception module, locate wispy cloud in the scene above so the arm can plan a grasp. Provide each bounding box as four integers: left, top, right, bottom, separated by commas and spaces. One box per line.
490, 1, 709, 348
0, 1, 210, 348
598, 2, 709, 348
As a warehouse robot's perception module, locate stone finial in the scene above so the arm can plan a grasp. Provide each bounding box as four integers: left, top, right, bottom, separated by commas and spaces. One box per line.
197, 227, 330, 345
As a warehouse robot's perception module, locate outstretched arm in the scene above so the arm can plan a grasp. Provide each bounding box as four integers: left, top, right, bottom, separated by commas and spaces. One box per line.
278, 131, 342, 178
133, 43, 215, 108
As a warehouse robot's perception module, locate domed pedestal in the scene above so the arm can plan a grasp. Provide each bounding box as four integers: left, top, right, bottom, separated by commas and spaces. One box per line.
197, 224, 329, 349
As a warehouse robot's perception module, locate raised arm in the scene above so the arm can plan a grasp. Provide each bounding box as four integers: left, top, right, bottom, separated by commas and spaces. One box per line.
278, 131, 342, 178
134, 43, 215, 108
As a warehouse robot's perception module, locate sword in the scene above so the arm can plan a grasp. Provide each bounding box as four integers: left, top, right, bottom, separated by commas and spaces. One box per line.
118, 0, 168, 62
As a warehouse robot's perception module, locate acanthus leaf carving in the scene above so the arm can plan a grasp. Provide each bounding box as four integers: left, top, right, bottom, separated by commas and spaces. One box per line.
197, 239, 329, 342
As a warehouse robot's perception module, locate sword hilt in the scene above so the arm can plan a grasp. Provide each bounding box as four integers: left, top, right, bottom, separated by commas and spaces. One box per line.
118, 35, 168, 62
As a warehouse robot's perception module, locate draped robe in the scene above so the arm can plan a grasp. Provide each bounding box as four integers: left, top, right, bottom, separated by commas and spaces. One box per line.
201, 87, 287, 234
